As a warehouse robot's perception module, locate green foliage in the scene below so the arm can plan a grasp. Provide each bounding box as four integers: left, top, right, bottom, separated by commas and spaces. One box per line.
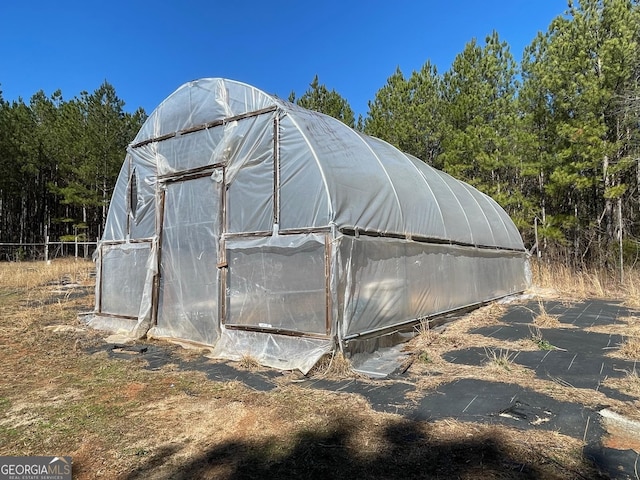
603, 184, 627, 199
418, 352, 432, 364
293, 75, 355, 127
518, 0, 640, 265
533, 337, 555, 351
0, 82, 146, 244
364, 63, 443, 166
439, 31, 537, 229
622, 239, 640, 265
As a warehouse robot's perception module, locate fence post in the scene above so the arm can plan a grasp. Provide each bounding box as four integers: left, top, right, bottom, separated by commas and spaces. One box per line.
44, 226, 49, 264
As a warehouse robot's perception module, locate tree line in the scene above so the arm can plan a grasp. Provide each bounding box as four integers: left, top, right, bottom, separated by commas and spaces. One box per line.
0, 82, 145, 246
1, 0, 639, 271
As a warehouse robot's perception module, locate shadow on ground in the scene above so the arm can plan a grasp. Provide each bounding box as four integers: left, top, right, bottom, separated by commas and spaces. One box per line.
122, 415, 605, 480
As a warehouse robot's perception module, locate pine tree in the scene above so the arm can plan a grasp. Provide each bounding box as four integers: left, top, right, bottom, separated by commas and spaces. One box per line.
520, 0, 640, 267
364, 63, 443, 166
295, 75, 355, 127
440, 32, 531, 226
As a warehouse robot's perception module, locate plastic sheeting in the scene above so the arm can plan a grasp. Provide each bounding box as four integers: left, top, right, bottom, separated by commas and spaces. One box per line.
99, 242, 151, 317
226, 234, 328, 334
337, 235, 527, 339
155, 175, 221, 346
89, 78, 530, 373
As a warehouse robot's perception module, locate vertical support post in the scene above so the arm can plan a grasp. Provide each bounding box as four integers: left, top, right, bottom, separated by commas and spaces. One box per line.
324, 233, 331, 336
534, 217, 541, 258
44, 225, 49, 264
618, 197, 624, 283
150, 188, 167, 328
273, 113, 280, 226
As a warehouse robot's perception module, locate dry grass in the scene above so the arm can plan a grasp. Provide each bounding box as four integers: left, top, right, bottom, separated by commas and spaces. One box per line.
307, 351, 357, 379
602, 370, 640, 421
531, 260, 640, 307
462, 302, 507, 327
594, 314, 640, 361
604, 369, 640, 399
408, 304, 536, 364
621, 272, 640, 308
0, 258, 93, 291
533, 300, 561, 328
618, 337, 640, 361
411, 320, 451, 353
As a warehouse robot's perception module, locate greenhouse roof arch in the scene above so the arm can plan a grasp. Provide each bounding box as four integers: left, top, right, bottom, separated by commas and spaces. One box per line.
118, 77, 523, 250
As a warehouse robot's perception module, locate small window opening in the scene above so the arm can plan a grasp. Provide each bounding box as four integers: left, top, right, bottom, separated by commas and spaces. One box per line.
129, 168, 138, 220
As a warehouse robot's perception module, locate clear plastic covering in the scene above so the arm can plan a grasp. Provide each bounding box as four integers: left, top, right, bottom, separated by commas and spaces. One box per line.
226, 234, 327, 334
99, 242, 152, 317
88, 78, 529, 373
337, 235, 527, 338
154, 176, 221, 346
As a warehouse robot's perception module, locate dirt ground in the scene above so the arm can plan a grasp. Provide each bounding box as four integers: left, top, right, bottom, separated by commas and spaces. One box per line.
0, 259, 638, 479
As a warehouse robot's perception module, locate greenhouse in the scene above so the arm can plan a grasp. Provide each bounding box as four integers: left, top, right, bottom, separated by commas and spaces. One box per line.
87, 78, 529, 374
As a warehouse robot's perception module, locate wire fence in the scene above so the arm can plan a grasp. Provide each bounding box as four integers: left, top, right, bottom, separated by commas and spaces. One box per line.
0, 240, 98, 262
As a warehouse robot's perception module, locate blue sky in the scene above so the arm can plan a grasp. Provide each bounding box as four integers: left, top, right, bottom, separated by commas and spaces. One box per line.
0, 1, 567, 118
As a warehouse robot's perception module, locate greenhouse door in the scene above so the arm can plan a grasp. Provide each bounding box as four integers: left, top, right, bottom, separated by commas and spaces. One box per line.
157, 173, 222, 345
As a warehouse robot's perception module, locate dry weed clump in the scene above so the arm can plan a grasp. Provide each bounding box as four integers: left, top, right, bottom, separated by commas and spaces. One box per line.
308, 351, 355, 379
412, 321, 443, 351
238, 354, 261, 371
483, 347, 517, 373
618, 337, 640, 361
533, 300, 560, 328
529, 325, 555, 351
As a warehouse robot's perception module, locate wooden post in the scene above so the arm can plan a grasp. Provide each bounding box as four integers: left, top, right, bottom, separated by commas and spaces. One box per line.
618, 197, 624, 283
44, 226, 49, 264
534, 217, 541, 258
